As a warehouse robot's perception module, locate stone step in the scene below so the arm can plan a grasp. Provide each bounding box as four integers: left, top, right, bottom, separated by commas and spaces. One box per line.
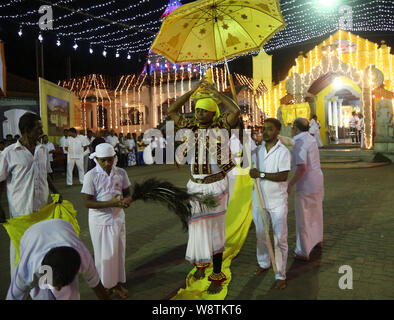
319, 149, 375, 162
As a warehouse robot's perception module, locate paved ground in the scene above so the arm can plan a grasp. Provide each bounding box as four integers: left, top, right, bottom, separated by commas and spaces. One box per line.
0, 163, 393, 300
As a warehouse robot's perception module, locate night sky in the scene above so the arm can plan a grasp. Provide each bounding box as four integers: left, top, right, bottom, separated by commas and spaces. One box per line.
0, 0, 393, 86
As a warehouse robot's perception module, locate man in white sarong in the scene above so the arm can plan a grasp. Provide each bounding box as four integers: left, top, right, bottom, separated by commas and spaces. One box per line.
6, 219, 109, 300
81, 143, 132, 299
168, 79, 240, 294
288, 118, 324, 261
250, 118, 291, 290
309, 115, 323, 148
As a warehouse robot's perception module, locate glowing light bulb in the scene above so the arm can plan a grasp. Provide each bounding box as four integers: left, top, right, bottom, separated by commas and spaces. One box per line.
333, 77, 342, 89
73, 43, 78, 50
18, 29, 22, 37
38, 33, 43, 42
56, 39, 61, 46
102, 49, 107, 57
89, 47, 93, 54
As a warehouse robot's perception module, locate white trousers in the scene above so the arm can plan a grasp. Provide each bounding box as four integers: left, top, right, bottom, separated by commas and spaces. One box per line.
89, 213, 126, 289
295, 191, 324, 258
67, 158, 85, 185
252, 203, 288, 280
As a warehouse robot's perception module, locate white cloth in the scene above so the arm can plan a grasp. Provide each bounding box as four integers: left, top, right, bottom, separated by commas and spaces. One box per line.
349, 116, 358, 128
81, 163, 131, 289
125, 139, 135, 150
106, 135, 119, 148
359, 118, 365, 148
252, 203, 288, 280
6, 219, 100, 300
251, 140, 291, 210
67, 158, 84, 186
292, 132, 324, 258
295, 191, 324, 257
309, 119, 323, 148
42, 142, 55, 162
0, 141, 51, 218
59, 136, 68, 154
89, 143, 116, 159
185, 177, 228, 266
77, 135, 91, 157
65, 136, 85, 160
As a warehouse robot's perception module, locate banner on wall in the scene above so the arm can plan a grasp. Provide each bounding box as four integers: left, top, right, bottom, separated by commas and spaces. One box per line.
39, 78, 75, 139
0, 40, 6, 97
281, 102, 310, 125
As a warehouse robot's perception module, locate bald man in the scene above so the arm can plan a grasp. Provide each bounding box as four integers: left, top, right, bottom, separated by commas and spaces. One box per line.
287, 118, 324, 261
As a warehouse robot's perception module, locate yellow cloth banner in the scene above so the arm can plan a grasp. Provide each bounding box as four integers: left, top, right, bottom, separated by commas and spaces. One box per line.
281, 102, 310, 125
253, 49, 272, 92
1, 194, 80, 267
172, 167, 254, 300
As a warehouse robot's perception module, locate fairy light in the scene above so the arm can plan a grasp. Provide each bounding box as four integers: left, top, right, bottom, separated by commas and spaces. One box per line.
153, 70, 157, 127
159, 70, 163, 123
167, 69, 170, 117
181, 66, 184, 113
115, 75, 124, 132
138, 73, 147, 132
188, 68, 192, 112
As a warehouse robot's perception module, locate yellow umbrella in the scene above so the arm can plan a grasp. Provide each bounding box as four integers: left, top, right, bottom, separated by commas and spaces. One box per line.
151, 0, 285, 64
150, 0, 285, 102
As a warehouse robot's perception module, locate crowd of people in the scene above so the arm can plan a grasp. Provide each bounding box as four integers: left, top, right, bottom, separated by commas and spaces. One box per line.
0, 80, 325, 299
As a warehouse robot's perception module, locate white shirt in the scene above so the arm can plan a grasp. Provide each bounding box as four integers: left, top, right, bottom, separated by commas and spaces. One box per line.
357, 118, 364, 131
42, 142, 55, 162
64, 136, 85, 159
59, 136, 68, 154
0, 141, 52, 217
252, 139, 291, 209
349, 116, 358, 128
81, 163, 131, 226
106, 135, 119, 148
292, 132, 324, 194
125, 139, 135, 150
6, 219, 100, 300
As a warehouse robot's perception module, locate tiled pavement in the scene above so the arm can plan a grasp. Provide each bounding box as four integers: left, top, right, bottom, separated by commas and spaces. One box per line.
0, 163, 393, 300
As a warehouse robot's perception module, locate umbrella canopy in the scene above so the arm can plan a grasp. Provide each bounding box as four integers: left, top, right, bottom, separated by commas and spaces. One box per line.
150, 0, 285, 64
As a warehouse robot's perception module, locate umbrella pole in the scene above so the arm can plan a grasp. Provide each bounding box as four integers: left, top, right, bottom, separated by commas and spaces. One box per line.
224, 56, 278, 276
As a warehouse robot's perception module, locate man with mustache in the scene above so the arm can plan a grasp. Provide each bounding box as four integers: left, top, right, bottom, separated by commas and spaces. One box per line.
249, 118, 291, 289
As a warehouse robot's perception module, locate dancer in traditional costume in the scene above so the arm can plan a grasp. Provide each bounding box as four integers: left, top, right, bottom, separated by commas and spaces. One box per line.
81, 143, 132, 299
168, 79, 240, 294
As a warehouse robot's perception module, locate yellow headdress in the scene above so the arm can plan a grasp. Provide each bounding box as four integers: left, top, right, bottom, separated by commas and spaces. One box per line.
191, 68, 221, 122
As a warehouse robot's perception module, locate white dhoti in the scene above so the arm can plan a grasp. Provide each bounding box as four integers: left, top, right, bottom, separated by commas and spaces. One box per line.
295, 191, 324, 258
89, 210, 126, 289
185, 178, 228, 266
252, 202, 288, 280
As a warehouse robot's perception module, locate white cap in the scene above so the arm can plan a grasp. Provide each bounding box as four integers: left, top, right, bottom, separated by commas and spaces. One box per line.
89, 143, 116, 159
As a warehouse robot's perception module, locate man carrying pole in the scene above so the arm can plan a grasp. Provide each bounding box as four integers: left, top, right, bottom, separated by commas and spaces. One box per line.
249, 118, 291, 289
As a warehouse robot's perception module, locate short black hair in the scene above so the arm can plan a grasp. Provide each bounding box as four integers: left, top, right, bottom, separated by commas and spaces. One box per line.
18, 112, 41, 134
41, 246, 81, 288
68, 128, 77, 134
294, 118, 310, 132
264, 118, 282, 131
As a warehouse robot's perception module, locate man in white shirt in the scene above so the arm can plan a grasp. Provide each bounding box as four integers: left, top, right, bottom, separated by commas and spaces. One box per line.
64, 128, 87, 186
309, 115, 323, 148
78, 130, 91, 173
59, 129, 69, 174
349, 111, 359, 143
357, 113, 364, 148
6, 219, 110, 300
0, 112, 62, 276
288, 118, 324, 261
106, 130, 120, 149
41, 135, 56, 179
249, 118, 291, 290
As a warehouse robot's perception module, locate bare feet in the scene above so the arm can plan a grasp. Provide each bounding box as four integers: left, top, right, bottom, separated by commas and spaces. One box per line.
294, 253, 310, 261
207, 282, 222, 294
274, 279, 287, 289
193, 268, 205, 280
254, 267, 270, 276
111, 284, 128, 299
